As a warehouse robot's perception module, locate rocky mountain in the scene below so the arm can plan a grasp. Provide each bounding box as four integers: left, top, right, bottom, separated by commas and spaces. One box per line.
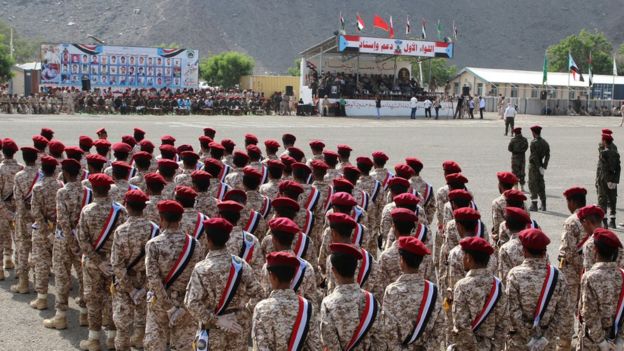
1, 0, 623, 74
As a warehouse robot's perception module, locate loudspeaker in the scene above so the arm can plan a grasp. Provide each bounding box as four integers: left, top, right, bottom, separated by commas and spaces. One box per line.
462, 86, 470, 96
285, 85, 294, 96
81, 77, 91, 91
540, 91, 547, 100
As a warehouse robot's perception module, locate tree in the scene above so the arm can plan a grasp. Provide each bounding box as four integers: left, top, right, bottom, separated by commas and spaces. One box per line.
287, 59, 301, 76
0, 21, 40, 63
0, 34, 14, 82
547, 29, 613, 74
199, 51, 255, 87
412, 58, 457, 87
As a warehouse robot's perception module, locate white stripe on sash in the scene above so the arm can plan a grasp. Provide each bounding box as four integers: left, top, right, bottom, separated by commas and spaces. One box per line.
244, 211, 261, 234
356, 248, 372, 286
288, 296, 312, 351
293, 232, 309, 258
304, 187, 320, 211
404, 280, 437, 345
290, 257, 307, 292
471, 277, 502, 331
352, 223, 364, 247
215, 256, 243, 315
93, 202, 123, 252
533, 264, 559, 328
192, 212, 208, 239
345, 291, 378, 351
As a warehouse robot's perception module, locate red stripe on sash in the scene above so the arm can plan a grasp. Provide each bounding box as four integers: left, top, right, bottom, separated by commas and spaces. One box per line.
345, 291, 377, 351
471, 277, 502, 331
215, 256, 243, 315
164, 234, 195, 289
92, 202, 122, 252
533, 264, 558, 327
288, 296, 312, 351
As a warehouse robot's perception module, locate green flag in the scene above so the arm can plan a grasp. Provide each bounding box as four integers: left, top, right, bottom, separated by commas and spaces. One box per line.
542, 52, 548, 85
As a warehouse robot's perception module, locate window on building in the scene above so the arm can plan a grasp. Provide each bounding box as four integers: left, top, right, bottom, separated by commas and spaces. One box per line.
477, 83, 483, 96
548, 87, 557, 98
569, 88, 575, 100
490, 84, 498, 96
531, 86, 539, 98
511, 85, 518, 98
454, 82, 460, 95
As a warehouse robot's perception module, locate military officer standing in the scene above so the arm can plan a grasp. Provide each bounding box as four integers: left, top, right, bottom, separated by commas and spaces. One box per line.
596, 133, 620, 228
508, 127, 529, 192
528, 125, 550, 211
0, 138, 22, 274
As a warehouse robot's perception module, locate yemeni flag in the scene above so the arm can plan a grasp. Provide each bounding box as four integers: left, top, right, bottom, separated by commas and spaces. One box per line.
389, 16, 395, 38
421, 19, 427, 39
569, 53, 584, 81
588, 51, 593, 87
373, 14, 390, 32
542, 52, 548, 85
356, 13, 365, 31
405, 16, 411, 35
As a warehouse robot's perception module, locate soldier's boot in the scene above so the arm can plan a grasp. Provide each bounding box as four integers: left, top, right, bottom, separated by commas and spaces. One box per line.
10, 275, 29, 294
603, 219, 609, 229
610, 218, 617, 229
4, 254, 15, 269
79, 331, 102, 351
79, 308, 89, 327
540, 199, 546, 211
529, 201, 538, 212
130, 329, 145, 349
43, 310, 68, 330
105, 330, 116, 350
29, 294, 48, 310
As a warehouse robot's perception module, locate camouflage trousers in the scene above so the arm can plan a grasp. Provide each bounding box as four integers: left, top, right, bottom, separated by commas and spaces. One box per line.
113, 290, 146, 350
32, 227, 53, 294
144, 301, 195, 351
14, 215, 32, 278
528, 165, 546, 201
52, 235, 85, 311
511, 157, 526, 185
596, 181, 617, 218
0, 217, 14, 257
83, 260, 114, 331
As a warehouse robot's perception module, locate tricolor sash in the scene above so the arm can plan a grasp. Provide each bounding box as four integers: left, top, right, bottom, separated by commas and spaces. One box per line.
259, 196, 272, 219
290, 257, 307, 292
358, 190, 370, 211
219, 164, 231, 183
306, 173, 313, 185
470, 200, 478, 210
260, 165, 269, 184
381, 171, 393, 191
356, 248, 373, 287
293, 232, 310, 258
471, 277, 502, 332
344, 291, 378, 351
127, 221, 160, 270
304, 187, 320, 212
196, 161, 204, 170
370, 180, 381, 203
610, 269, 624, 339
215, 182, 230, 201
287, 296, 312, 351
81, 187, 93, 208
476, 220, 486, 239
164, 234, 197, 289
322, 186, 334, 212
414, 223, 428, 242
422, 183, 434, 205
192, 212, 208, 240
301, 210, 314, 236
24, 170, 44, 201
215, 256, 244, 315
128, 167, 138, 180
533, 264, 559, 328
128, 183, 140, 191
93, 202, 123, 252
81, 170, 90, 181
352, 206, 364, 223
403, 280, 438, 345
244, 211, 262, 235
239, 231, 256, 263
351, 223, 364, 247
530, 219, 540, 229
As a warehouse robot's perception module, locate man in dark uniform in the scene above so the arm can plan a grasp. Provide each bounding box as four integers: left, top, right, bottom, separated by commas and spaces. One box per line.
508, 127, 528, 192
596, 133, 620, 228
528, 125, 550, 212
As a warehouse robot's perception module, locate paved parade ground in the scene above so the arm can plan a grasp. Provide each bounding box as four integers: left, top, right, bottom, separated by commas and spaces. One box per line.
0, 112, 621, 349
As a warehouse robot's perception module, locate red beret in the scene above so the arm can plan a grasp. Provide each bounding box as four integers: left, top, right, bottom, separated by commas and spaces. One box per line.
356, 157, 373, 168
217, 200, 244, 213
280, 155, 296, 167
144, 172, 167, 186
208, 142, 225, 151
266, 159, 285, 169
272, 197, 300, 211
203, 127, 216, 135
244, 133, 258, 144
323, 150, 339, 159
198, 135, 212, 145
287, 147, 304, 160
442, 160, 462, 173
64, 146, 84, 158
125, 189, 149, 203
337, 144, 352, 153
112, 142, 132, 153
279, 180, 304, 195
86, 154, 107, 166
331, 192, 357, 207
405, 157, 423, 169
342, 165, 361, 178
204, 218, 233, 240
96, 128, 107, 134
577, 205, 605, 220
41, 128, 54, 138
309, 140, 325, 149
203, 158, 223, 171
602, 129, 613, 135
292, 162, 311, 173
398, 236, 431, 255
497, 171, 518, 185
32, 135, 49, 147
563, 187, 587, 198
394, 163, 415, 178
121, 135, 137, 147
180, 151, 199, 160
505, 207, 531, 224
246, 144, 261, 156
391, 207, 418, 222
21, 146, 39, 157
41, 155, 58, 167
158, 159, 179, 170
79, 135, 93, 148
448, 189, 473, 202
332, 177, 354, 190
453, 207, 481, 221
93, 139, 111, 148
329, 243, 362, 259
264, 139, 280, 149
243, 166, 263, 181
513, 127, 522, 134
112, 161, 132, 172
175, 185, 198, 200
133, 128, 145, 136
48, 140, 65, 154
593, 228, 623, 249
233, 151, 249, 162
159, 144, 177, 154
177, 144, 194, 153
157, 200, 184, 216
282, 133, 296, 144
139, 139, 155, 153
327, 212, 357, 228
61, 158, 81, 170
266, 251, 299, 268
268, 217, 300, 235
221, 139, 236, 149
191, 170, 211, 182
503, 189, 527, 202
518, 228, 550, 250
387, 176, 410, 188
530, 125, 542, 133
89, 173, 114, 187
224, 189, 247, 202
371, 151, 389, 162
310, 160, 329, 171
602, 134, 614, 142
1, 138, 18, 153
393, 193, 420, 206
133, 151, 152, 162
446, 173, 468, 185
460, 237, 494, 255
161, 135, 176, 144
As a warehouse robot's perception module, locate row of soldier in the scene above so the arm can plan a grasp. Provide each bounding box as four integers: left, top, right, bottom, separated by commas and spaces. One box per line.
0, 126, 621, 350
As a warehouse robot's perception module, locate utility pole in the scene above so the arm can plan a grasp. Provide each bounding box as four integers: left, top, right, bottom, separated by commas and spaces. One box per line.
9, 27, 14, 59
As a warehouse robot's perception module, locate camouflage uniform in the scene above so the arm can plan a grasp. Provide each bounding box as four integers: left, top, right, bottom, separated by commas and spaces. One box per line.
318, 225, 370, 274
0, 158, 22, 263
528, 136, 550, 204
557, 210, 583, 309
260, 252, 320, 307
354, 176, 383, 255
128, 173, 146, 191
259, 178, 280, 201
110, 180, 134, 204
434, 185, 450, 269
381, 273, 444, 350
184, 249, 263, 351
505, 258, 570, 349
596, 144, 620, 223
12, 165, 39, 281
498, 232, 524, 284
194, 191, 219, 218
320, 283, 386, 350
379, 202, 427, 249
490, 194, 506, 244
77, 195, 127, 332
224, 169, 244, 190
179, 208, 209, 255
225, 226, 264, 276
324, 168, 342, 183
31, 176, 63, 296
580, 236, 624, 272
260, 232, 318, 266
310, 179, 332, 252
162, 181, 176, 200
252, 289, 321, 350
173, 172, 192, 188
442, 243, 498, 303
324, 248, 383, 300
111, 215, 155, 350
508, 133, 529, 186
208, 180, 230, 201
144, 194, 164, 224
144, 228, 202, 350
410, 175, 437, 225
379, 239, 434, 285
452, 268, 508, 350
